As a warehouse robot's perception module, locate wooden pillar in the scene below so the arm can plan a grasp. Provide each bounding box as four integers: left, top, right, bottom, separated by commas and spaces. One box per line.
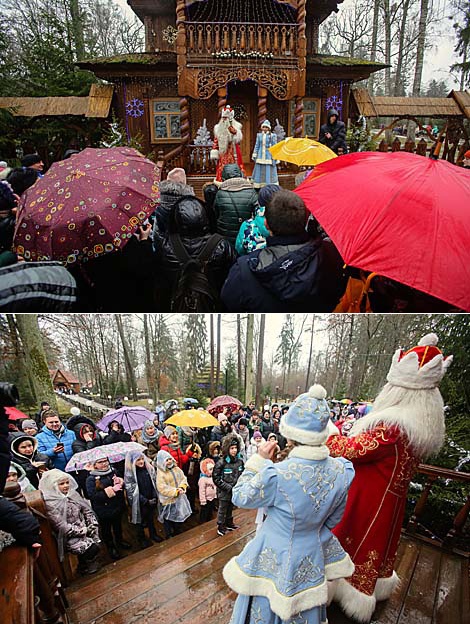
294, 96, 304, 137
258, 86, 268, 130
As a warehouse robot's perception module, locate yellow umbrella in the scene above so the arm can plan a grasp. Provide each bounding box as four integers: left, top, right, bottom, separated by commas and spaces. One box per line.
269, 137, 337, 166
165, 409, 219, 428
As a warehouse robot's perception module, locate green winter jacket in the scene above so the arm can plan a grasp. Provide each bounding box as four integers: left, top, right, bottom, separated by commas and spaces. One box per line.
214, 165, 259, 245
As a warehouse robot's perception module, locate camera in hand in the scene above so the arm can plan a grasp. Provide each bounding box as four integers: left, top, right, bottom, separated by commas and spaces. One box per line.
0, 382, 19, 407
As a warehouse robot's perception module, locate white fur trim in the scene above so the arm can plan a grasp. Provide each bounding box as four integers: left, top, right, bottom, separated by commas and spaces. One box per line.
327, 580, 338, 606
289, 445, 330, 460
244, 453, 271, 473
324, 553, 355, 580
279, 420, 329, 446
326, 419, 340, 437
374, 571, 400, 601
210, 149, 219, 161
418, 333, 438, 347
309, 385, 327, 400
223, 557, 328, 620
332, 577, 376, 623
387, 348, 451, 390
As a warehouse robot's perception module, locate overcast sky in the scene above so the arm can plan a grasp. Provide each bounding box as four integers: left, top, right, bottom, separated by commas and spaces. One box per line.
115, 0, 461, 89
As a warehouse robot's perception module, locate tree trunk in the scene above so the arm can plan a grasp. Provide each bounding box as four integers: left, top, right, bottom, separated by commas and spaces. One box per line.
6, 315, 36, 408
143, 315, 154, 401
413, 0, 429, 96
255, 314, 265, 407
368, 0, 381, 93
210, 315, 215, 399
216, 314, 221, 395
245, 315, 254, 405
14, 315, 57, 411
383, 0, 392, 95
394, 0, 410, 96
115, 315, 138, 401
305, 315, 315, 392
69, 0, 85, 60
237, 314, 243, 399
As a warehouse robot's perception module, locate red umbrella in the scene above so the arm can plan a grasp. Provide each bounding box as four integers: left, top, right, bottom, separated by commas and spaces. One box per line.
207, 395, 242, 415
5, 406, 29, 420
295, 151, 470, 311
14, 147, 160, 265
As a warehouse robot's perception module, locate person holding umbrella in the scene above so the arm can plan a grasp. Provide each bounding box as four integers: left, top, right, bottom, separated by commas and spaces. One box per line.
86, 455, 131, 560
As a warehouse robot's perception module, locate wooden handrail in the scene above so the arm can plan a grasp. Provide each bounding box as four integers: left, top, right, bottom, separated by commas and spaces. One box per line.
0, 544, 34, 623
405, 463, 470, 555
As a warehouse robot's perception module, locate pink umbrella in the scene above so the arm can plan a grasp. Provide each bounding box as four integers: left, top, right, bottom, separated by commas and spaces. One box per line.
207, 395, 242, 416
5, 406, 30, 420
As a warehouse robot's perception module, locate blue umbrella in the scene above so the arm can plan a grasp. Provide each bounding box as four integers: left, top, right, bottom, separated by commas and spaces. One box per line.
183, 397, 199, 405
96, 406, 155, 432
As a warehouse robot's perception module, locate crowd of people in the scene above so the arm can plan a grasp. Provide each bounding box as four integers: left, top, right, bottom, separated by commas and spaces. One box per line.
0, 146, 464, 312
0, 332, 454, 623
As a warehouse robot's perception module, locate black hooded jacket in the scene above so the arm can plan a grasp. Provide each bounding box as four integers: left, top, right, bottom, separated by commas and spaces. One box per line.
221, 233, 346, 312
212, 434, 244, 500
319, 108, 347, 154
153, 195, 236, 310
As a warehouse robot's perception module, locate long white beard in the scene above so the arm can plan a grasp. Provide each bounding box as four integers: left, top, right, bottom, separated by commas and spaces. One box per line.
214, 119, 231, 155
350, 383, 445, 458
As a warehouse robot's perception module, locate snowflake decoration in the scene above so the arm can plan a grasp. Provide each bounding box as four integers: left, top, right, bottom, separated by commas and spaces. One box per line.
325, 95, 343, 116
125, 98, 145, 118
162, 25, 178, 45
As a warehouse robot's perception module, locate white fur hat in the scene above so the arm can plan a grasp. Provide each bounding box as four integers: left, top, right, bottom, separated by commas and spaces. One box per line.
386, 333, 452, 390
279, 384, 330, 445
261, 120, 271, 129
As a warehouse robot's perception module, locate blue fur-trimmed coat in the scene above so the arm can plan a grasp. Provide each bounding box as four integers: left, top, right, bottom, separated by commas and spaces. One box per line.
251, 132, 279, 188
223, 445, 355, 621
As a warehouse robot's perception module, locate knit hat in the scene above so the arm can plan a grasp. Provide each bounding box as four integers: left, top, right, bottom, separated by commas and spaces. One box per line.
261, 119, 271, 129
253, 431, 262, 439
166, 167, 186, 185
386, 333, 452, 390
0, 161, 7, 169
238, 418, 248, 427
21, 154, 42, 167
21, 419, 38, 432
200, 458, 215, 475
218, 413, 228, 423
279, 384, 331, 445
163, 425, 176, 439
70, 407, 80, 416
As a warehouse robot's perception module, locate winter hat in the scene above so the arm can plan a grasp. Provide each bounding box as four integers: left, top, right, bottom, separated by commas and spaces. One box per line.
218, 413, 228, 423
238, 418, 248, 427
156, 449, 174, 471
464, 150, 470, 159
8, 464, 18, 474
386, 333, 452, 390
261, 119, 271, 129
70, 406, 81, 416
253, 431, 262, 439
0, 161, 7, 170
163, 425, 176, 439
166, 167, 186, 185
279, 384, 331, 446
21, 419, 38, 432
21, 154, 41, 167
200, 458, 215, 475
258, 184, 280, 209
221, 105, 234, 119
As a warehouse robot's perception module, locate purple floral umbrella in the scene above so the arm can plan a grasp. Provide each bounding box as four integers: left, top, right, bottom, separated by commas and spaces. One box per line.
65, 441, 146, 471
96, 405, 156, 433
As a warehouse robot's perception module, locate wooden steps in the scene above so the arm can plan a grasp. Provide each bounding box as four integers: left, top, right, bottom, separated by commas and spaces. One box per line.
66, 512, 470, 624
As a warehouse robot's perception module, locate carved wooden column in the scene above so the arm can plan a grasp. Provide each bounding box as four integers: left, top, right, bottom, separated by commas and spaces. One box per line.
294, 96, 304, 137
218, 87, 227, 116
176, 0, 188, 94
258, 87, 268, 129
179, 95, 191, 168
296, 0, 307, 95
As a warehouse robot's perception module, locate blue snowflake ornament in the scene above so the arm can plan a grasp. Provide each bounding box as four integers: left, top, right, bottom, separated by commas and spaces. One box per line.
325, 95, 343, 116
126, 98, 145, 118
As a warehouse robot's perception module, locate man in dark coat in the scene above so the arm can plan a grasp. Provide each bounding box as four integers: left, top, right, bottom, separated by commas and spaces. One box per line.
319, 108, 348, 154
221, 190, 346, 312
214, 164, 259, 245
153, 195, 236, 311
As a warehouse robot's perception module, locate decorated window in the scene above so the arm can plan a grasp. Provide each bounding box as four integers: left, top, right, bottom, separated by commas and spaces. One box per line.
150, 99, 181, 143
289, 98, 321, 138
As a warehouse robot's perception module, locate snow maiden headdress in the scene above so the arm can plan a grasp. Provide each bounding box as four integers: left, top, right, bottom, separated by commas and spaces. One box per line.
351, 333, 452, 457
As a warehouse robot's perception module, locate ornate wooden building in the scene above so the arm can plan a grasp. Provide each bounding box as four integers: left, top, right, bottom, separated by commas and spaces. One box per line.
79, 0, 385, 183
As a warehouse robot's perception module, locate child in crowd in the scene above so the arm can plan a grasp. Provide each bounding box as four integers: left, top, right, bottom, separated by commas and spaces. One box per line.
207, 440, 221, 463
21, 419, 38, 436
11, 434, 52, 488
198, 458, 217, 523
140, 420, 161, 461
39, 469, 101, 574
247, 430, 263, 459
124, 450, 163, 548
86, 457, 130, 560
6, 462, 36, 492
155, 450, 192, 539
212, 434, 244, 536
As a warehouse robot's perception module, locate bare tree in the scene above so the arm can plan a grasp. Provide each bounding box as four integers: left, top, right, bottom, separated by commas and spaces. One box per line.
255, 315, 266, 407
115, 315, 138, 400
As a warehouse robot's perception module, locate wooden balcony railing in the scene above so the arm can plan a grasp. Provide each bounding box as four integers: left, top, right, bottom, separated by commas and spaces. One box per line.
184, 21, 299, 64
404, 463, 470, 555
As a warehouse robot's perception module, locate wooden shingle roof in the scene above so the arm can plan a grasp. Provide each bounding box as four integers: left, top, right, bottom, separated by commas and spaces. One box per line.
351, 89, 464, 118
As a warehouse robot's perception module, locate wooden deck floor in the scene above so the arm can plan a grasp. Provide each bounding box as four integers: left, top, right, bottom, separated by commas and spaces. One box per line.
65, 509, 469, 624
